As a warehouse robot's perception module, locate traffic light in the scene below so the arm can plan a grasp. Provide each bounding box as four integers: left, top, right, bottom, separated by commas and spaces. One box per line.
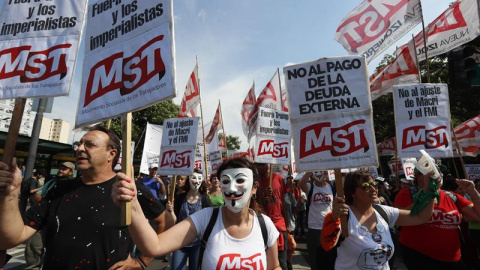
449, 46, 478, 89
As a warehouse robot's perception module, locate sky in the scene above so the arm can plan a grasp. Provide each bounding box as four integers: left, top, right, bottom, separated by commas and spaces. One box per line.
40, 0, 451, 150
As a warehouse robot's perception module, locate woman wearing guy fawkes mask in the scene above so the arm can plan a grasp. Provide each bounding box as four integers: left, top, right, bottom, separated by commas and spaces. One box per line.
298, 171, 336, 270
170, 169, 211, 270
111, 158, 281, 270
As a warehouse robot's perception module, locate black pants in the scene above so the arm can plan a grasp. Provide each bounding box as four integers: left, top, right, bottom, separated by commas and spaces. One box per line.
400, 243, 466, 270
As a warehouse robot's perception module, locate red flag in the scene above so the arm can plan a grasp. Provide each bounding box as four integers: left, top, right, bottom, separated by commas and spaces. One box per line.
370, 42, 419, 100
179, 64, 200, 117
206, 102, 222, 144
452, 114, 480, 157
281, 90, 289, 112
248, 70, 283, 140
241, 82, 256, 138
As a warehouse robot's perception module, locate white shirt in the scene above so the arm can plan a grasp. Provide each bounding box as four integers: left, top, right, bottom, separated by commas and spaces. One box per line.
307, 182, 333, 230
335, 205, 399, 270
190, 206, 279, 270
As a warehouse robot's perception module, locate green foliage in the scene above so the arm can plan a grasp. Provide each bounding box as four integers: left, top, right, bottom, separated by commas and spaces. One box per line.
219, 133, 241, 151
102, 100, 179, 159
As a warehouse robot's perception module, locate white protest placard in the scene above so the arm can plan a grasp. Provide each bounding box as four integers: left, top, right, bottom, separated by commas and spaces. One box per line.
393, 84, 452, 158
465, 164, 480, 180
0, 0, 87, 98
284, 56, 378, 172
140, 123, 163, 175
401, 157, 417, 180
158, 118, 199, 175
76, 0, 175, 128
254, 107, 291, 165
208, 149, 223, 175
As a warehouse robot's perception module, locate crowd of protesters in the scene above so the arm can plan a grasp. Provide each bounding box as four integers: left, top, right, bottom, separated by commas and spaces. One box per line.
1, 125, 480, 270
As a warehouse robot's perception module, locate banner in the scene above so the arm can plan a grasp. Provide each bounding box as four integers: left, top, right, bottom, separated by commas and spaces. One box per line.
254, 107, 291, 165
335, 0, 422, 63
248, 70, 283, 141
158, 117, 198, 175
0, 0, 87, 98
452, 114, 480, 157
393, 84, 452, 158
403, 0, 480, 61
284, 55, 378, 171
241, 82, 256, 139
139, 123, 163, 175
76, 0, 175, 127
179, 63, 200, 117
205, 102, 222, 144
377, 137, 396, 156
370, 41, 419, 100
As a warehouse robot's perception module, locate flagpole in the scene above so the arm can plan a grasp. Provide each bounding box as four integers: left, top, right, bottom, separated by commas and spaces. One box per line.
219, 100, 229, 157
277, 67, 283, 107
419, 3, 431, 83
412, 34, 422, 83
451, 123, 468, 179
197, 57, 210, 179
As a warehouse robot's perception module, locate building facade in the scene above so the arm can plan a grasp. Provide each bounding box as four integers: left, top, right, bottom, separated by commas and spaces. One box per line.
40, 118, 70, 143
0, 99, 35, 136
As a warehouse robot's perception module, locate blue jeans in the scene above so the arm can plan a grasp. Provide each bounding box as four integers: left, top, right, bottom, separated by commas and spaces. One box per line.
171, 244, 200, 270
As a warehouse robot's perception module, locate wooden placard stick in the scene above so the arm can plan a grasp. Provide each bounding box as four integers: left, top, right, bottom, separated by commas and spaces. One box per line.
0, 98, 25, 268
269, 164, 273, 187
2, 99, 25, 165
334, 168, 348, 238
121, 113, 133, 226
169, 175, 177, 205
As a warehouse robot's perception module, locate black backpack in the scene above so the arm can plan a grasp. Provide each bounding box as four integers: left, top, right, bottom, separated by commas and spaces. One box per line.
198, 207, 268, 270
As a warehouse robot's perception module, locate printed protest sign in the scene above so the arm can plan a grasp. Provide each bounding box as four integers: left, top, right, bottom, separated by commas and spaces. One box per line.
158, 117, 198, 175
465, 164, 480, 180
393, 84, 452, 158
140, 123, 163, 175
401, 157, 417, 180
0, 0, 87, 98
76, 0, 175, 127
284, 56, 378, 171
254, 107, 291, 164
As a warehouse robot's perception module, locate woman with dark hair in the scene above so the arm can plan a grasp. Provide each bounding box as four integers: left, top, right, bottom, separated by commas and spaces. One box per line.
208, 174, 224, 207
169, 169, 211, 270
321, 170, 437, 270
111, 157, 281, 270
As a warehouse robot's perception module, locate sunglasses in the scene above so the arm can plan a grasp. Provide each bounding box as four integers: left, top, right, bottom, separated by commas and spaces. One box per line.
360, 181, 379, 191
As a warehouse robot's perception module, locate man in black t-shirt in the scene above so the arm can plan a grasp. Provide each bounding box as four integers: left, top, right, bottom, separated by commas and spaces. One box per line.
0, 125, 173, 269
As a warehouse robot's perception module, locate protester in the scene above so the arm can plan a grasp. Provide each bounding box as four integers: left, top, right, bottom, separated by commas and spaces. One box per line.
141, 166, 165, 200
112, 157, 281, 269
28, 170, 44, 206
394, 162, 480, 269
298, 171, 336, 270
23, 162, 76, 270
321, 169, 438, 270
470, 179, 480, 249
208, 174, 224, 207
283, 175, 297, 270
170, 169, 211, 270
0, 125, 173, 269
255, 162, 289, 270
294, 177, 307, 241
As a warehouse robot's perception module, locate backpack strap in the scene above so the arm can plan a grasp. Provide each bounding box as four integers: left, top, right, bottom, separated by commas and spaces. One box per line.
198, 207, 220, 270
256, 212, 268, 250
444, 190, 458, 204
372, 204, 390, 224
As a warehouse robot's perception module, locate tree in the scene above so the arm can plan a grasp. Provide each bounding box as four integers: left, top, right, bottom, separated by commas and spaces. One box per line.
219, 133, 241, 151
103, 100, 179, 159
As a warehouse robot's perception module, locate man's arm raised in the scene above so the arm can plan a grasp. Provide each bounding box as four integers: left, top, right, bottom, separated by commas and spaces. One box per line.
0, 159, 36, 249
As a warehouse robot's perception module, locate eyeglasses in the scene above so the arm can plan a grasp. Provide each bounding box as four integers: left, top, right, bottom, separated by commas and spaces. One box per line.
360, 181, 379, 191
72, 140, 108, 151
